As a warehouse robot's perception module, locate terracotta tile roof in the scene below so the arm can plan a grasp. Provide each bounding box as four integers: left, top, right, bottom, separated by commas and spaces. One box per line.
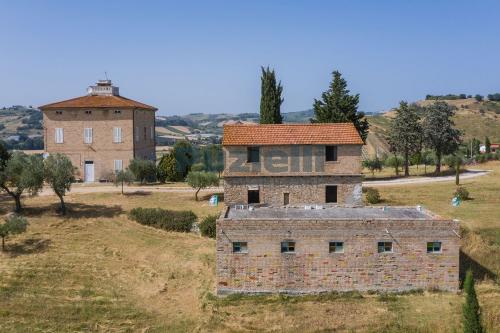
39, 95, 157, 111
223, 123, 363, 146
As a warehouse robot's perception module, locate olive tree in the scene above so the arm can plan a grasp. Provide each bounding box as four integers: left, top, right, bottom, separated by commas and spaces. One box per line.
186, 171, 219, 201
114, 169, 135, 195
44, 154, 76, 215
0, 152, 44, 212
0, 215, 28, 251
128, 159, 157, 184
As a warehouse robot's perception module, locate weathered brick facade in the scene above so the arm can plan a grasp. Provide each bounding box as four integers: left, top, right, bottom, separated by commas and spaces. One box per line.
216, 211, 460, 294
40, 81, 156, 182
217, 124, 460, 294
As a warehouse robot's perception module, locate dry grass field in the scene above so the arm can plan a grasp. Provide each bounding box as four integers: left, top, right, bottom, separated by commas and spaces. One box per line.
0, 163, 499, 332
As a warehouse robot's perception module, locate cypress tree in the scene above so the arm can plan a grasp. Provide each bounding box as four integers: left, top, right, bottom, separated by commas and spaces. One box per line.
312, 70, 369, 142
259, 66, 283, 124
485, 137, 491, 154
462, 270, 483, 333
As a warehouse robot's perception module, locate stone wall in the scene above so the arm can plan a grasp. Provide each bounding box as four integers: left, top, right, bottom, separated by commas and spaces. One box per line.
224, 176, 362, 206
223, 144, 362, 177
216, 217, 460, 294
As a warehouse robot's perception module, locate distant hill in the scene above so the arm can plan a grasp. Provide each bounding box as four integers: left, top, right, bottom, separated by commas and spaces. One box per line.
2, 99, 499, 153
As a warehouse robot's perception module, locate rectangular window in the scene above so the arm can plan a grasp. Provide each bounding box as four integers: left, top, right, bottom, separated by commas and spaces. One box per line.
113, 127, 122, 143
281, 241, 295, 253
114, 160, 123, 172
135, 127, 139, 142
143, 127, 147, 140
232, 242, 248, 253
84, 128, 93, 144
283, 192, 289, 205
378, 241, 393, 253
248, 190, 260, 204
55, 128, 64, 143
427, 242, 442, 253
247, 146, 260, 163
325, 146, 338, 161
329, 241, 344, 253
326, 186, 338, 203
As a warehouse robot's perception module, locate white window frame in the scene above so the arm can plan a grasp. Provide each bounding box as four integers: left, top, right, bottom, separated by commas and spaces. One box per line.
114, 159, 123, 173
232, 242, 248, 253
113, 127, 122, 143
377, 241, 393, 253
55, 128, 64, 144
84, 128, 93, 144
427, 241, 442, 254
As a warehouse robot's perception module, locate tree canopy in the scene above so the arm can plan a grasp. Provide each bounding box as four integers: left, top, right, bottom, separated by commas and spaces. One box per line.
44, 153, 76, 215
186, 171, 219, 201
259, 66, 283, 124
0, 152, 44, 212
312, 70, 369, 142
388, 101, 423, 176
422, 101, 461, 173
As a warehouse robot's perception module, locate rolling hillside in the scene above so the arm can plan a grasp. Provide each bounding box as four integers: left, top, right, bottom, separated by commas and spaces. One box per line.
2, 98, 499, 153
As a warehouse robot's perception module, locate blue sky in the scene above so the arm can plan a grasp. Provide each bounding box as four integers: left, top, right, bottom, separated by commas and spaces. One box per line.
1, 0, 499, 115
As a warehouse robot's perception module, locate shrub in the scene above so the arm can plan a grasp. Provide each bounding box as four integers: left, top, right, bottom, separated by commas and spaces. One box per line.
191, 163, 205, 172
199, 214, 218, 238
0, 215, 28, 251
128, 159, 157, 184
364, 187, 381, 204
129, 207, 197, 232
454, 186, 470, 200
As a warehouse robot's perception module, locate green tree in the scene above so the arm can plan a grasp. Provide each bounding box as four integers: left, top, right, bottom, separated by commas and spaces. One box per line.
421, 150, 435, 174
129, 159, 157, 184
0, 215, 28, 251
186, 171, 219, 201
474, 94, 483, 102
362, 157, 383, 177
200, 144, 224, 176
157, 152, 181, 182
471, 138, 481, 156
199, 214, 218, 238
0, 141, 10, 171
484, 136, 491, 154
385, 154, 403, 176
312, 70, 369, 142
0, 152, 44, 212
44, 154, 76, 215
114, 169, 135, 195
388, 102, 423, 176
259, 66, 283, 124
422, 101, 461, 174
462, 270, 483, 333
445, 154, 465, 185
173, 140, 195, 178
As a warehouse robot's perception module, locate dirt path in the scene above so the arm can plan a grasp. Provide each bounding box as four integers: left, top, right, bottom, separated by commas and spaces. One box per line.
363, 169, 490, 186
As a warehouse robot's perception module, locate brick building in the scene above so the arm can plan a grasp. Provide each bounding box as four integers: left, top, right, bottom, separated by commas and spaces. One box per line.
217, 123, 460, 294
40, 80, 157, 182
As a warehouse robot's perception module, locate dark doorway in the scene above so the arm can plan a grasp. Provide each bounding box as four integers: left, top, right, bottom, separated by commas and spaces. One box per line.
248, 190, 260, 204
283, 193, 289, 205
325, 186, 337, 203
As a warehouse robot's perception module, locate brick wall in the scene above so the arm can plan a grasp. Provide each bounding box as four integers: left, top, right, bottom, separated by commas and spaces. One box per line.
43, 108, 155, 181
216, 217, 460, 294
224, 176, 362, 206
223, 144, 362, 177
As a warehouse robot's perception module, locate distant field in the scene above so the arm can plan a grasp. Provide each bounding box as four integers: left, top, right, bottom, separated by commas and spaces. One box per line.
0, 163, 499, 332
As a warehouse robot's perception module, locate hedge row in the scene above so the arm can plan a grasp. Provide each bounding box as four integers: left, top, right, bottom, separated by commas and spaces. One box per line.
129, 207, 197, 232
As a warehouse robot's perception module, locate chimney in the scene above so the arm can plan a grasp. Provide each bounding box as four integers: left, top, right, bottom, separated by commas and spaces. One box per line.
87, 80, 120, 96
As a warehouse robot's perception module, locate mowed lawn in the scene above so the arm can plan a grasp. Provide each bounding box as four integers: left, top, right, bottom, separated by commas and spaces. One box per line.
0, 164, 498, 332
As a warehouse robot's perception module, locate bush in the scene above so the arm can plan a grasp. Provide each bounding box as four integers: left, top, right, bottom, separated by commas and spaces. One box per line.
129, 207, 197, 232
191, 163, 205, 172
199, 214, 217, 238
364, 187, 381, 204
454, 186, 470, 200
128, 159, 157, 184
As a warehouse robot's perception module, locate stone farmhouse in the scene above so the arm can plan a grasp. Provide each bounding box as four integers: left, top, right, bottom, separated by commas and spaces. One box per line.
40, 80, 157, 182
217, 123, 460, 294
